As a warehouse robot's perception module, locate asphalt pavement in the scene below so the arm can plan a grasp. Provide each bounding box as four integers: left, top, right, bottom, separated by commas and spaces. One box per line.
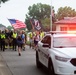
0, 45, 35, 75
0, 45, 46, 75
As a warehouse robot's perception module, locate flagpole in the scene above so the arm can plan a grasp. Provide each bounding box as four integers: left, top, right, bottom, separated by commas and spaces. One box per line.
50, 0, 52, 31
30, 19, 34, 30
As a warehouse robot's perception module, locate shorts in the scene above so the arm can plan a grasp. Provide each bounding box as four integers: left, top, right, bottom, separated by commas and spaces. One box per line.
34, 40, 38, 46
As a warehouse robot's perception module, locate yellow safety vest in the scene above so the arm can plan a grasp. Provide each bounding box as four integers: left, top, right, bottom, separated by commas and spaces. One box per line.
12, 33, 17, 38
40, 32, 44, 40
29, 33, 32, 38
1, 34, 5, 39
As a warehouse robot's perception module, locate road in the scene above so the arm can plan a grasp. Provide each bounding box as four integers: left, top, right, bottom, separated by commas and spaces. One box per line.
0, 45, 47, 75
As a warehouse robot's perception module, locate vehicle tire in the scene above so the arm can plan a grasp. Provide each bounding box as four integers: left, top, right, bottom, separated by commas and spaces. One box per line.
48, 58, 55, 75
36, 51, 42, 68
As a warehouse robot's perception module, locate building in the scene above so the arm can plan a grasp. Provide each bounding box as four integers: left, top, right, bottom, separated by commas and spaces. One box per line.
55, 17, 76, 31
0, 24, 6, 31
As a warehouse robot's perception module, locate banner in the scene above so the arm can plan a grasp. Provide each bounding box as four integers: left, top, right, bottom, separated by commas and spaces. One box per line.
30, 19, 42, 31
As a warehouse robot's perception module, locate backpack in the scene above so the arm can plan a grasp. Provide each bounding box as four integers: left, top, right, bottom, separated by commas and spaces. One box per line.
21, 34, 25, 39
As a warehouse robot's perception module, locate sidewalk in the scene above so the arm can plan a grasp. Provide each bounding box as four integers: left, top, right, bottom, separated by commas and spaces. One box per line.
0, 52, 13, 75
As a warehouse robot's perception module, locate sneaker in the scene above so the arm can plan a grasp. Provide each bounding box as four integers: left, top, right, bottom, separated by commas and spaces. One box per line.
23, 47, 25, 51
19, 53, 21, 56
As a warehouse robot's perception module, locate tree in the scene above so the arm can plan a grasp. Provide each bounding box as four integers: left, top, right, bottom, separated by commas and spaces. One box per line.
25, 3, 54, 31
56, 6, 76, 20
0, 23, 6, 27
1, 0, 9, 3
27, 3, 51, 20
0, 0, 10, 7
7, 25, 13, 30
41, 18, 50, 31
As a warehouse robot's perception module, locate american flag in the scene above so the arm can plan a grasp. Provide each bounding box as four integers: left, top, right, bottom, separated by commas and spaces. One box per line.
8, 19, 26, 29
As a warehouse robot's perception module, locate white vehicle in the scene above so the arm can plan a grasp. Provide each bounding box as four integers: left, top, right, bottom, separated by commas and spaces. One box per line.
36, 31, 76, 75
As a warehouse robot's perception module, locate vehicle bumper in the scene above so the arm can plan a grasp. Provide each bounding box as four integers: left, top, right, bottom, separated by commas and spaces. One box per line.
54, 60, 76, 75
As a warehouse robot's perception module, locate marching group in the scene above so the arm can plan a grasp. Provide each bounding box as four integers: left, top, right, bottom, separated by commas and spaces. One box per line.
0, 29, 26, 56
29, 30, 45, 50
0, 29, 45, 56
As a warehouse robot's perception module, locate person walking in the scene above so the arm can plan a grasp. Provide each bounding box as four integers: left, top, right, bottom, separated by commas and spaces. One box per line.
0, 30, 1, 50
12, 30, 17, 51
40, 30, 45, 40
5, 29, 10, 49
17, 35, 23, 56
34, 33, 40, 50
0, 31, 6, 51
21, 30, 26, 51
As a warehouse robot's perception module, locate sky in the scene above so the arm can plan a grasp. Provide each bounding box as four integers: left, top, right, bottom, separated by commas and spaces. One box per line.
0, 0, 76, 27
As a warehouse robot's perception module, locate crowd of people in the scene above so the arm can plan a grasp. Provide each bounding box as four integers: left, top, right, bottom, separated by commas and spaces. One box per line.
29, 30, 45, 50
0, 29, 45, 56
0, 29, 26, 56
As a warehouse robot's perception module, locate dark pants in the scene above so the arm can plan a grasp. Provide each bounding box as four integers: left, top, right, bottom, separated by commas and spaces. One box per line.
12, 38, 17, 51
1, 39, 5, 51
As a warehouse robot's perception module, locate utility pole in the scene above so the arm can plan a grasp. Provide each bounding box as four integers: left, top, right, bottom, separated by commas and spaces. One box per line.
50, 0, 52, 31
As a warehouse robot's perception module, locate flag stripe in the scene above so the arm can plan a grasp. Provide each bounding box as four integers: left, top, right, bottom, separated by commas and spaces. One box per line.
8, 19, 26, 29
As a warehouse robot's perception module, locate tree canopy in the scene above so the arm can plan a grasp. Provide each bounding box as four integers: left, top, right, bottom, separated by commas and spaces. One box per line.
1, 0, 9, 3
27, 3, 51, 20
0, 24, 6, 27
25, 4, 76, 31
56, 6, 76, 20
25, 3, 54, 31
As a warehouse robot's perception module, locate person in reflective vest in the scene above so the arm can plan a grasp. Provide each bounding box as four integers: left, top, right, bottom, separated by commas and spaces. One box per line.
12, 30, 17, 51
0, 30, 1, 50
1, 31, 6, 51
29, 32, 33, 48
40, 30, 45, 40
